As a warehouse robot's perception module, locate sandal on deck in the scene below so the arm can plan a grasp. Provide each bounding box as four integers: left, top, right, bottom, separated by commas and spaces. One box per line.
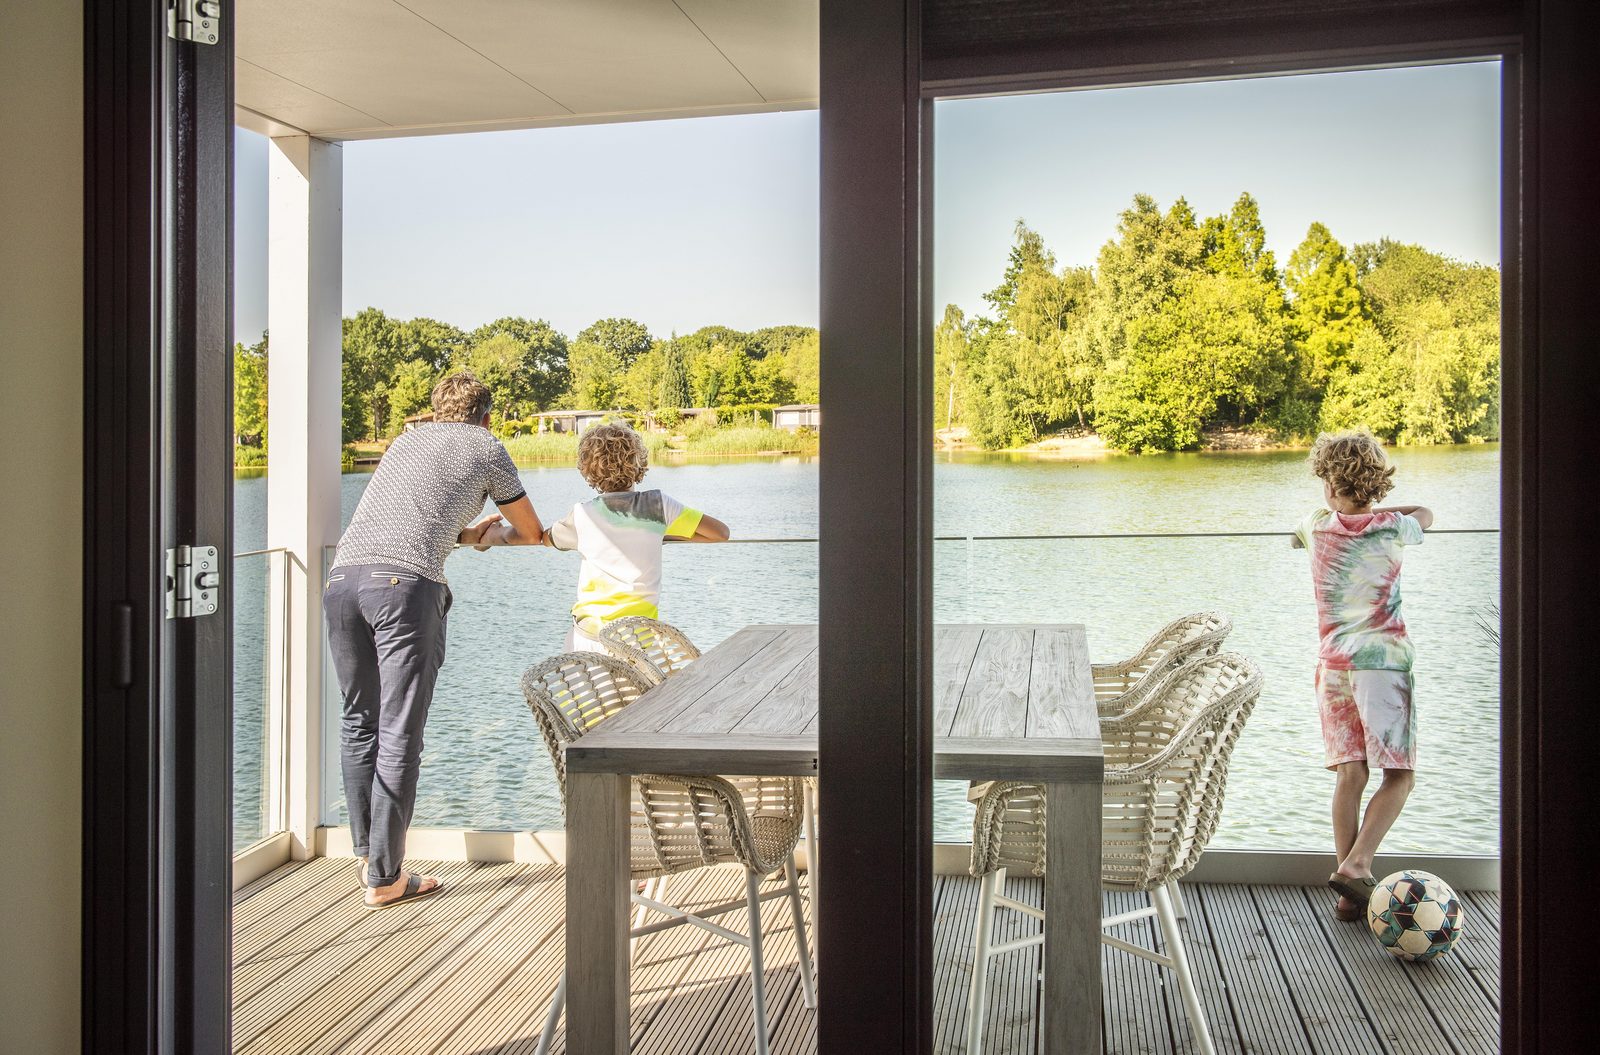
1334, 897, 1365, 922
1328, 872, 1377, 908
355, 860, 369, 889
365, 872, 443, 911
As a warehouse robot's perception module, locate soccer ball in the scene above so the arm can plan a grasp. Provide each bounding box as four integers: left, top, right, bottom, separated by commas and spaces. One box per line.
1367, 870, 1464, 962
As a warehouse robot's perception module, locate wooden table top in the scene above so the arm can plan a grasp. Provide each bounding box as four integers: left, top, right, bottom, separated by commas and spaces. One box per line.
565, 624, 1102, 783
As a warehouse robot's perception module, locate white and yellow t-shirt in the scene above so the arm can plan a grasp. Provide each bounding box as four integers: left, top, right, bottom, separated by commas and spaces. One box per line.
547, 489, 703, 645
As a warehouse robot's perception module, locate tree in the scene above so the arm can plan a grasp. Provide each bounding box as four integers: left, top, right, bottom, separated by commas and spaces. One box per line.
468, 317, 569, 410
234, 334, 268, 447
933, 305, 971, 431
455, 333, 531, 420
659, 339, 692, 411
565, 340, 621, 409
785, 333, 820, 405
717, 348, 758, 405
618, 345, 665, 412
342, 308, 409, 442
689, 342, 732, 406
576, 317, 653, 369
1286, 222, 1366, 389
385, 359, 436, 435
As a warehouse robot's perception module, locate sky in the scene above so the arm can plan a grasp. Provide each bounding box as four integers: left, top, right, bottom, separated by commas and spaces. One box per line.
234, 60, 1500, 346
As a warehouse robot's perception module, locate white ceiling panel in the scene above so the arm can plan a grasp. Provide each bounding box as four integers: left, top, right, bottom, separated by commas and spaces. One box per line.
676, 0, 818, 103
235, 59, 386, 135
238, 0, 567, 130
236, 0, 817, 140
399, 0, 762, 115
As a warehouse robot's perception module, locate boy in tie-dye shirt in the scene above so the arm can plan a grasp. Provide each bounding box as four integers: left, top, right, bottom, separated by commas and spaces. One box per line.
1292, 431, 1433, 922
543, 423, 728, 652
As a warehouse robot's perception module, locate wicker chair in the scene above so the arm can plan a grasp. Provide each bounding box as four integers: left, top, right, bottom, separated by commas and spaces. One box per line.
596, 617, 822, 925
521, 652, 815, 1055
964, 652, 1262, 1055
597, 615, 702, 686
1092, 611, 1232, 719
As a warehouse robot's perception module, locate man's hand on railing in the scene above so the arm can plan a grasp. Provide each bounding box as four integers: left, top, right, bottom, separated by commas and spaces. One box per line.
460, 513, 503, 551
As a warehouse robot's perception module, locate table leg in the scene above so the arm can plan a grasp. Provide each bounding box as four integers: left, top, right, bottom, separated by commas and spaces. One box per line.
1044, 779, 1102, 1054
566, 771, 631, 1054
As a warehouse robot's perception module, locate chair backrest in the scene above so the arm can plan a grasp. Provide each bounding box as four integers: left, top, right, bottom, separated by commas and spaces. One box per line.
1101, 651, 1262, 889
520, 651, 652, 810
1096, 611, 1232, 717
598, 616, 702, 686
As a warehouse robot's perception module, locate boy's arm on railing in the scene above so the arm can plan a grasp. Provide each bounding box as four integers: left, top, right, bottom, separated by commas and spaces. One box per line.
1376, 504, 1435, 531
687, 513, 730, 543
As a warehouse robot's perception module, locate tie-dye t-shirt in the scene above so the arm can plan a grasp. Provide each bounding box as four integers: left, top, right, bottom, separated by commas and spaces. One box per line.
1295, 508, 1425, 671
547, 490, 703, 634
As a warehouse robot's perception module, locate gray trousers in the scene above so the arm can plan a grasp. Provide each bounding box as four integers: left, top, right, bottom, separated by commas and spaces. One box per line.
323, 564, 452, 886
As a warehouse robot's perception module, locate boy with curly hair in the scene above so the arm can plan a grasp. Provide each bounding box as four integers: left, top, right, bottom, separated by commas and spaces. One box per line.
1293, 431, 1433, 922
542, 422, 729, 652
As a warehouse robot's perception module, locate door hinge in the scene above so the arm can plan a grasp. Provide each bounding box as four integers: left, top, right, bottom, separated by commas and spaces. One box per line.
168, 0, 222, 46
166, 545, 221, 620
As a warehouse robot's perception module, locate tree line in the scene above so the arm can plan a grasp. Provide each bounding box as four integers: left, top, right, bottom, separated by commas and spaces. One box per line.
233, 316, 820, 447
939, 193, 1501, 451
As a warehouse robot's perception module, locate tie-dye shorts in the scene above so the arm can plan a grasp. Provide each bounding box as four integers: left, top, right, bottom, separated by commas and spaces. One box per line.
1315, 665, 1416, 771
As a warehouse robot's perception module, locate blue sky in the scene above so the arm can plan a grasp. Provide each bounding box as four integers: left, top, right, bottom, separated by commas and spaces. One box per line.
234, 60, 1500, 346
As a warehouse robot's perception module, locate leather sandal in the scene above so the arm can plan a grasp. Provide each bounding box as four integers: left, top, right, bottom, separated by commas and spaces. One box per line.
365, 872, 443, 910
1328, 871, 1377, 908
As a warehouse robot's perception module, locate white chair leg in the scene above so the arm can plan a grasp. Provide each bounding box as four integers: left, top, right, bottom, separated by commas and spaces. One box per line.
965, 868, 1004, 1054
803, 781, 819, 963
784, 854, 817, 1008
1166, 878, 1188, 921
745, 870, 772, 1055
534, 970, 566, 1055
630, 875, 658, 960
1153, 883, 1215, 1055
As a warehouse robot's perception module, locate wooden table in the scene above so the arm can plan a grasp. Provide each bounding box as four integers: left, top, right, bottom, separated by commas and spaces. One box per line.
562, 624, 1103, 1053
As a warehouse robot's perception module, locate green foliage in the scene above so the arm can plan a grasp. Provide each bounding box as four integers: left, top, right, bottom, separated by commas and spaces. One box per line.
658, 340, 692, 411
939, 195, 1499, 452
565, 340, 621, 409
465, 316, 569, 412
233, 334, 268, 447
384, 359, 436, 435
576, 317, 653, 368
234, 444, 268, 467
785, 333, 820, 404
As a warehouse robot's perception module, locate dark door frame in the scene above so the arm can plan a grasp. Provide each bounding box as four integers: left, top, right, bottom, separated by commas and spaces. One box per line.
81, 1, 1592, 1052
83, 0, 234, 1050
818, 1, 1593, 1052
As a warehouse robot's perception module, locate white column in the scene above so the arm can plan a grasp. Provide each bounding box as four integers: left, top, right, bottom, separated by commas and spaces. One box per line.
266, 135, 342, 859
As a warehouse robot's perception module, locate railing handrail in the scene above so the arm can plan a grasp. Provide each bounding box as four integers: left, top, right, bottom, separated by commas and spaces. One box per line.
265, 529, 1499, 559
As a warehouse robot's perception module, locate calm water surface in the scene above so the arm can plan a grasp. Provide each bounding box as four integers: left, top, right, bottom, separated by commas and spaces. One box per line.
233, 445, 1500, 855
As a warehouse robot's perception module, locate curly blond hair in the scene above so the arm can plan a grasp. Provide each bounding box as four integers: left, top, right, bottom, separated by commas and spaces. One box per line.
1309, 430, 1395, 507
578, 422, 648, 493
431, 372, 493, 423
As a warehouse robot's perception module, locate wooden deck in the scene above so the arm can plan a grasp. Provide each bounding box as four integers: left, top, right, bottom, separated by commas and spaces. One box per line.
232, 858, 1500, 1054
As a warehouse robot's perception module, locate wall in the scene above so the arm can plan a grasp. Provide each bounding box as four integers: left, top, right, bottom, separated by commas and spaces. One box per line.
0, 0, 84, 1050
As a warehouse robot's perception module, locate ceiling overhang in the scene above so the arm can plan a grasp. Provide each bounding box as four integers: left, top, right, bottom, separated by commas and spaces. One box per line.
235, 1, 819, 142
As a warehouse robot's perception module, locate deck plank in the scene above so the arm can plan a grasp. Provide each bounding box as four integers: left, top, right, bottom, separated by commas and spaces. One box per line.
230, 868, 1500, 1055
1102, 889, 1173, 1055
1251, 885, 1386, 1055
1197, 883, 1314, 1055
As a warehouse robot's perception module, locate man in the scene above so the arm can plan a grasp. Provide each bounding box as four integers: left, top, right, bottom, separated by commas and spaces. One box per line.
324, 373, 543, 908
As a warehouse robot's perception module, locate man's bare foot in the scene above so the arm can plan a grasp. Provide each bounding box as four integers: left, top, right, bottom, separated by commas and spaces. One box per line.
364, 870, 442, 908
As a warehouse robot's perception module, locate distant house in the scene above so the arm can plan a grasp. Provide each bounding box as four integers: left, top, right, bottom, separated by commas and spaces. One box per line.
773, 404, 820, 431
532, 409, 609, 434
401, 411, 434, 431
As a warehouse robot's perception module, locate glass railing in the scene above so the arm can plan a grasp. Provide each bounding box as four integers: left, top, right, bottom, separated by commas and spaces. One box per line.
233, 548, 279, 851
310, 530, 1498, 856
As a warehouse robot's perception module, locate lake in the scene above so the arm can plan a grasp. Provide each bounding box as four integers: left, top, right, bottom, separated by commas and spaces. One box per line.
232, 444, 1501, 856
